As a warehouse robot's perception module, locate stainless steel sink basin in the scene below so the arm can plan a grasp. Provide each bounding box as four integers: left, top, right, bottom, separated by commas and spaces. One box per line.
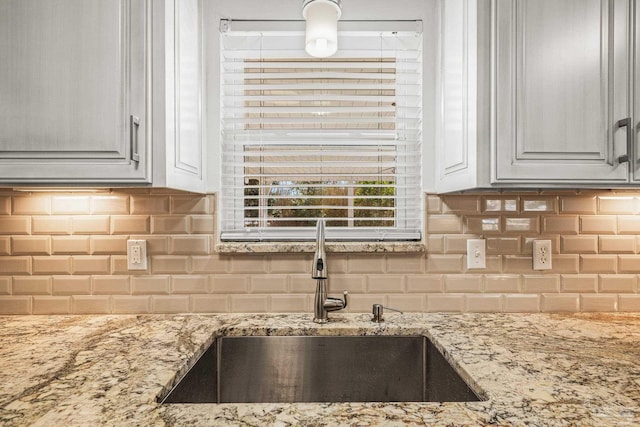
161, 336, 483, 404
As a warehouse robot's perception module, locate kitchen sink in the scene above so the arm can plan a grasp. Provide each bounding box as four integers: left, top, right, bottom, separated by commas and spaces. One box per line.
160, 336, 483, 404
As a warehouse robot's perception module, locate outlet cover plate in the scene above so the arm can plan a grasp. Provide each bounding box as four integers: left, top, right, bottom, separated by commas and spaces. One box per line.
127, 239, 148, 271
533, 240, 552, 270
466, 239, 486, 269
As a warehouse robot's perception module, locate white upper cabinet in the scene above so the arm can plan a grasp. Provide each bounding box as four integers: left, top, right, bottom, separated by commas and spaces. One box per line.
494, 0, 630, 184
437, 0, 636, 191
0, 0, 205, 192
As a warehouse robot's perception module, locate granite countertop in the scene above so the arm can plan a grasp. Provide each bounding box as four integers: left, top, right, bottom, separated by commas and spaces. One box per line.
1, 313, 640, 426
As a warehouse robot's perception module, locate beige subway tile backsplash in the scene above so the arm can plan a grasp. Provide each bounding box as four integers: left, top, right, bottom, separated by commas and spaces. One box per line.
0, 296, 32, 314
12, 236, 50, 255
91, 236, 128, 254
560, 196, 597, 214
561, 235, 598, 254
191, 295, 228, 313
171, 275, 209, 294
580, 294, 617, 312
580, 216, 617, 234
51, 196, 90, 214
270, 295, 308, 313
0, 216, 31, 235
368, 275, 405, 293
580, 255, 617, 274
444, 275, 483, 293
210, 276, 249, 294
269, 255, 310, 274
599, 235, 636, 253
598, 196, 636, 214
169, 236, 210, 255
131, 276, 171, 295
0, 237, 9, 255
619, 295, 640, 312
151, 216, 189, 234
72, 256, 110, 274
52, 236, 91, 254
484, 275, 520, 293
32, 256, 71, 274
441, 196, 480, 214
131, 196, 170, 214
52, 276, 91, 295
151, 256, 190, 274
92, 276, 130, 295
465, 294, 503, 312
13, 196, 50, 215
0, 276, 11, 295
2, 189, 640, 314
112, 296, 151, 314
427, 214, 463, 234
91, 195, 129, 214
348, 255, 385, 273
598, 275, 637, 293
387, 254, 424, 273
250, 275, 288, 293
503, 294, 540, 312
426, 294, 464, 312
152, 295, 189, 313
71, 216, 110, 235
171, 195, 212, 214
561, 274, 598, 292
386, 294, 424, 312
617, 216, 640, 234
111, 216, 150, 234
406, 275, 443, 293
541, 294, 579, 312
13, 276, 51, 295
230, 295, 268, 312
0, 197, 9, 215
72, 296, 111, 314
33, 296, 71, 314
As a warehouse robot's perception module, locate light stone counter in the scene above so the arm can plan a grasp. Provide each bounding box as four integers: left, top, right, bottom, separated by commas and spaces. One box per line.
1, 313, 640, 426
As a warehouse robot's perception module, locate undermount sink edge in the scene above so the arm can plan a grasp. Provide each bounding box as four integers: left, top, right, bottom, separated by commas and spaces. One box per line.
158, 329, 487, 405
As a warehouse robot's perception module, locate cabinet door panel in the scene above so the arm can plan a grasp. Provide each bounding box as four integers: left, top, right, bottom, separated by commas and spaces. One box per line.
494, 0, 629, 183
0, 0, 149, 183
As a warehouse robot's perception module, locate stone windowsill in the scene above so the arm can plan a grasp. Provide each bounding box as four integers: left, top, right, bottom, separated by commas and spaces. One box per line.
215, 242, 426, 254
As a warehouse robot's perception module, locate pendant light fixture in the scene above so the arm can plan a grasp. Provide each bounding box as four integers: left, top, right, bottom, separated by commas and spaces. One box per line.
302, 0, 342, 57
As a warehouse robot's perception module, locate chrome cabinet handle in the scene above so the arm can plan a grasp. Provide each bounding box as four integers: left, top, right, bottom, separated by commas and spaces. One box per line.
130, 115, 140, 163
616, 117, 632, 164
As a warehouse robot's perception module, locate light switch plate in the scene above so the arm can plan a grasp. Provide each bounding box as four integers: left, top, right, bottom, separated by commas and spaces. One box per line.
533, 240, 552, 270
127, 239, 147, 271
466, 239, 486, 269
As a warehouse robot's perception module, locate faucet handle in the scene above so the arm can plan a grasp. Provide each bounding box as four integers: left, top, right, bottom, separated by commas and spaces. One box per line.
324, 290, 348, 312
371, 303, 403, 323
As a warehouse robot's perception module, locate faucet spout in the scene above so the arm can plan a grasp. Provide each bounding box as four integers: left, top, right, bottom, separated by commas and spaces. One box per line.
311, 219, 347, 323
312, 219, 327, 279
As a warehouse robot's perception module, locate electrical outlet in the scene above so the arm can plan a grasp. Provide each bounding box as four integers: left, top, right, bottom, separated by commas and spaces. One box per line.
466, 239, 486, 269
127, 239, 147, 271
533, 240, 552, 270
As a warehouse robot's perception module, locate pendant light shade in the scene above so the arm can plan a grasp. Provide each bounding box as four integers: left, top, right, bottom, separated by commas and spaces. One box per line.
302, 0, 342, 57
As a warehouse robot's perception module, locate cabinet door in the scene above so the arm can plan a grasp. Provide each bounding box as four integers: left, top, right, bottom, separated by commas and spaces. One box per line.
0, 0, 149, 183
494, 0, 630, 183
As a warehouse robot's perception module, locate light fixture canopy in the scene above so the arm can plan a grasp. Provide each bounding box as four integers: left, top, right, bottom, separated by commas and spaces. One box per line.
302, 0, 342, 58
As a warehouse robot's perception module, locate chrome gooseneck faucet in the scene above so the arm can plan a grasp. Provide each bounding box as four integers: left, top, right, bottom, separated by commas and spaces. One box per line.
312, 219, 347, 323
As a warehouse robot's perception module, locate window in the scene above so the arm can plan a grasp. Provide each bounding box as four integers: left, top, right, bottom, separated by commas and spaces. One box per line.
220, 20, 422, 241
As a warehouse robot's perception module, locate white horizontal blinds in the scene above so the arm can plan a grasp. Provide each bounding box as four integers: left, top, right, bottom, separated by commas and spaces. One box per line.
220, 21, 422, 241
